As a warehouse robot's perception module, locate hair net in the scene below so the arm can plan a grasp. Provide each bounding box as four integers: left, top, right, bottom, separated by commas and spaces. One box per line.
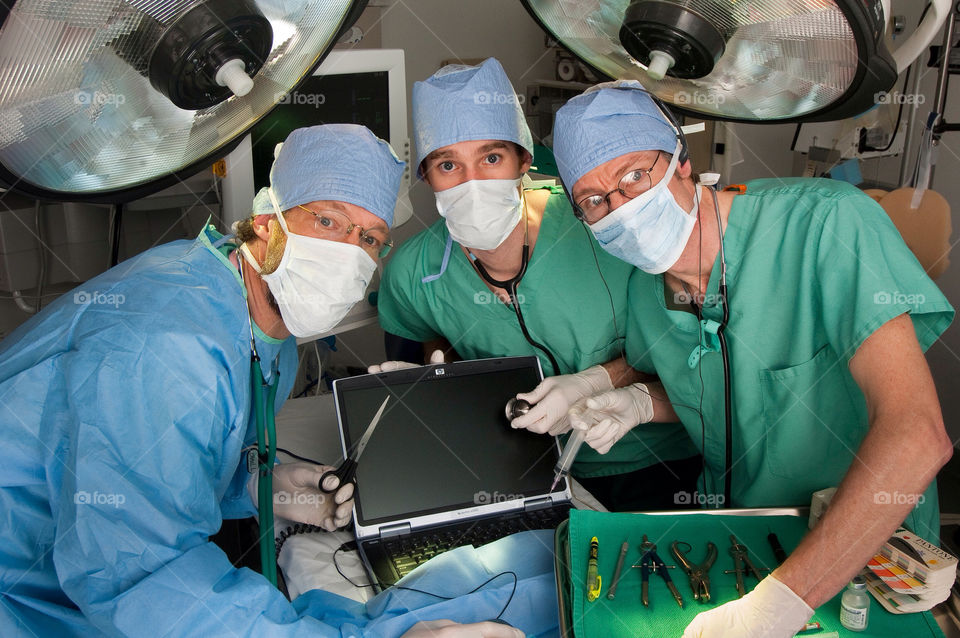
412, 57, 533, 178
552, 81, 680, 190
256, 123, 405, 227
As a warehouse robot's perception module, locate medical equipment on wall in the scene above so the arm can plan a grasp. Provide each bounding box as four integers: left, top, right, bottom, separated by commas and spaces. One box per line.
0, 0, 367, 202
518, 0, 953, 122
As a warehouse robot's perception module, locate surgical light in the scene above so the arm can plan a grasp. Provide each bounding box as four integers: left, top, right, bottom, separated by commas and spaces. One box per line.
0, 0, 366, 202
519, 0, 953, 122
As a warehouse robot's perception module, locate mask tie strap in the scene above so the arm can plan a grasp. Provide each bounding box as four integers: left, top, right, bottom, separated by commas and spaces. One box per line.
421, 234, 455, 283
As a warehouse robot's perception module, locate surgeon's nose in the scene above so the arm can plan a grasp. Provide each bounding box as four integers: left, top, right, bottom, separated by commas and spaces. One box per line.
607, 190, 631, 212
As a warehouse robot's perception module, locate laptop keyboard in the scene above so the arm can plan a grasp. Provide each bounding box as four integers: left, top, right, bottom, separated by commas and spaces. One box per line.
383, 505, 571, 578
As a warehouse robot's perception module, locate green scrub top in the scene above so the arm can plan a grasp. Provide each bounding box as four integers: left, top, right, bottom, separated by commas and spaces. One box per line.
625, 178, 953, 541
379, 188, 699, 478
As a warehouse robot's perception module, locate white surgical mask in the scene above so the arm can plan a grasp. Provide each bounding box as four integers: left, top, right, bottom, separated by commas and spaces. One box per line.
589, 143, 699, 274
434, 178, 523, 250
240, 189, 377, 338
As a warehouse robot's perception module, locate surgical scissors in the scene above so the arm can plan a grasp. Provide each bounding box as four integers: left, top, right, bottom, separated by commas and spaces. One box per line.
319, 396, 389, 492
670, 540, 717, 603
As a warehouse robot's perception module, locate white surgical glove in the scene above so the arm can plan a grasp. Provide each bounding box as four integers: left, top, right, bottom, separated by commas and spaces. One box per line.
249, 461, 355, 531
368, 349, 445, 373
508, 365, 613, 435
567, 383, 655, 454
681, 575, 814, 638
400, 619, 523, 638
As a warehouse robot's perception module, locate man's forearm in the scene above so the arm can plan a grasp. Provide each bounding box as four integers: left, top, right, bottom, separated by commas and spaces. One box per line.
773, 413, 952, 608
599, 358, 679, 422
600, 356, 645, 387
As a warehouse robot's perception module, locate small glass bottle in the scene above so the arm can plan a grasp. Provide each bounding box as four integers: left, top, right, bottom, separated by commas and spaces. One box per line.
840, 576, 870, 631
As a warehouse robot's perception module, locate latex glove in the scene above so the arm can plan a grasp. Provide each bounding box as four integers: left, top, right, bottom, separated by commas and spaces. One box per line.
567, 383, 654, 454
681, 575, 814, 638
248, 462, 355, 531
400, 619, 523, 638
368, 349, 445, 373
509, 365, 613, 435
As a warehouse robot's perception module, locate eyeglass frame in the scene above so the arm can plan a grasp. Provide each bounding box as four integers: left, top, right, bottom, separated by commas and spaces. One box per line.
295, 205, 394, 257
574, 151, 663, 224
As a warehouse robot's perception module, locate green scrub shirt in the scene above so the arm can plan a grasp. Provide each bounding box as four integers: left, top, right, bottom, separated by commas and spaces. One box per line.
625, 178, 953, 540
379, 188, 699, 478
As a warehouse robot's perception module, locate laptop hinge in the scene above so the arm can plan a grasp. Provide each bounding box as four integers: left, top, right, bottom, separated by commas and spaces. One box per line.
523, 496, 554, 511
378, 523, 412, 539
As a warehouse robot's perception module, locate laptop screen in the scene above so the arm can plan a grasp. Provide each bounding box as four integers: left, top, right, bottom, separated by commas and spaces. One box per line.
334, 357, 560, 526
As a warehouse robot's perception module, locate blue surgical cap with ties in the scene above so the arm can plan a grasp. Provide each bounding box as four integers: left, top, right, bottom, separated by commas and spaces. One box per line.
252, 123, 405, 227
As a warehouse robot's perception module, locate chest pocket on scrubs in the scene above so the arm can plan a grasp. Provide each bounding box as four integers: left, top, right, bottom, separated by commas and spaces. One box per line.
760, 345, 862, 480
573, 337, 625, 376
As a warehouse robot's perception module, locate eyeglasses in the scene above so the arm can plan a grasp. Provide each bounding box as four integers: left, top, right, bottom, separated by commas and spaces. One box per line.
575, 152, 662, 223
296, 206, 393, 257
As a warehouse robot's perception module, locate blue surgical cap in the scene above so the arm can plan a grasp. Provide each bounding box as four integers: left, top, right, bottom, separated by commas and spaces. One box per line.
255, 123, 405, 227
412, 57, 534, 178
553, 81, 680, 190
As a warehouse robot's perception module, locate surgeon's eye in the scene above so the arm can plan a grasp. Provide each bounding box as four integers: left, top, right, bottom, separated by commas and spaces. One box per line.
438, 160, 455, 172
579, 195, 605, 212
316, 214, 336, 229
482, 153, 501, 165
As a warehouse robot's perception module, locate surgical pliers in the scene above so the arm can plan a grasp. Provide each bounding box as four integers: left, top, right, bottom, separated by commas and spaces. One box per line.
633, 534, 684, 608
670, 540, 718, 603
725, 534, 769, 597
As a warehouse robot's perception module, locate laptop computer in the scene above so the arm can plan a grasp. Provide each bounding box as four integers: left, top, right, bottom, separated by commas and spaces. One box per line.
332, 356, 573, 590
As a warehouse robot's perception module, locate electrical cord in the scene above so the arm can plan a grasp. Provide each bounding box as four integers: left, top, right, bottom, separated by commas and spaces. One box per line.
392, 571, 519, 621
334, 542, 377, 589
332, 543, 519, 620
275, 522, 324, 558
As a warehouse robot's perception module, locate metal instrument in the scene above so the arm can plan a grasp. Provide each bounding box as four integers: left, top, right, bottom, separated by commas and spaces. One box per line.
724, 534, 770, 597
607, 541, 630, 600
632, 534, 684, 608
319, 396, 389, 492
670, 540, 718, 603
505, 397, 532, 420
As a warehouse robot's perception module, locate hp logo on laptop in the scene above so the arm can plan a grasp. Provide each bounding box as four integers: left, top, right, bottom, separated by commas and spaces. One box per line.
434, 368, 445, 376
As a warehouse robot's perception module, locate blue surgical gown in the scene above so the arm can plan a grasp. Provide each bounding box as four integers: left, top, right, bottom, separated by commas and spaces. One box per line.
0, 226, 562, 637
0, 226, 352, 636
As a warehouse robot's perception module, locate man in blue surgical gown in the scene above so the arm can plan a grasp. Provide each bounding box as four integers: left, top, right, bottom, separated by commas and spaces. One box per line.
0, 124, 522, 638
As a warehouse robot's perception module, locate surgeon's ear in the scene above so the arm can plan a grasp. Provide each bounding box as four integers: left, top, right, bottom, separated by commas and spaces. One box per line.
251, 214, 274, 242
676, 158, 694, 180
519, 149, 533, 175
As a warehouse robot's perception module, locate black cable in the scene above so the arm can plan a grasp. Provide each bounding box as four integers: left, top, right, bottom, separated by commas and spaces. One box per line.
717, 284, 732, 508
508, 286, 562, 375
473, 244, 563, 375
34, 201, 45, 312
333, 545, 519, 621
275, 523, 324, 559
875, 64, 910, 153
333, 544, 377, 589
392, 571, 519, 621
274, 447, 324, 465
